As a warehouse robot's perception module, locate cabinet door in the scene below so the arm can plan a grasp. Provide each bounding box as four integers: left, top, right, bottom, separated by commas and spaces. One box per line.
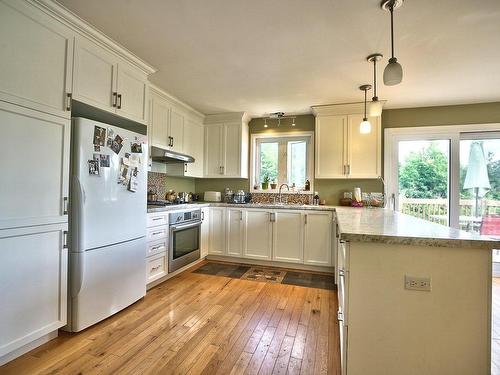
204, 125, 223, 177
73, 37, 117, 113
347, 114, 381, 178
0, 102, 70, 230
183, 118, 204, 177
200, 208, 210, 257
150, 92, 170, 149
0, 0, 73, 118
0, 223, 68, 357
169, 107, 184, 152
222, 123, 241, 177
244, 210, 272, 260
209, 208, 226, 255
315, 115, 347, 178
226, 209, 243, 257
273, 210, 304, 263
304, 211, 332, 266
116, 62, 148, 124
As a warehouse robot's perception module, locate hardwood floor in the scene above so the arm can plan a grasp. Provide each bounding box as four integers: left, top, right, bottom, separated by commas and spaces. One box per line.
0, 262, 340, 375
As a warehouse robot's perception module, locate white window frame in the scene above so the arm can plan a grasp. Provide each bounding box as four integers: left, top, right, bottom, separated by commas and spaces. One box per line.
250, 131, 314, 193
384, 123, 500, 229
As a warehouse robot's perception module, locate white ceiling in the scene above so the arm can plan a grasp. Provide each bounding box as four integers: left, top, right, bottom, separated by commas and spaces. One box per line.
58, 0, 500, 116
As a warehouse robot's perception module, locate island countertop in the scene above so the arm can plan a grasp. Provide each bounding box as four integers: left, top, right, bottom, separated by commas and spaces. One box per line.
147, 202, 499, 249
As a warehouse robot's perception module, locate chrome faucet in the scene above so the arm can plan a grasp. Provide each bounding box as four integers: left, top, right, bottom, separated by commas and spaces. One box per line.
278, 183, 290, 204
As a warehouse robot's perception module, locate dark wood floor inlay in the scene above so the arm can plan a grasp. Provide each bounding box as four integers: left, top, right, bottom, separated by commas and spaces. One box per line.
196, 262, 336, 290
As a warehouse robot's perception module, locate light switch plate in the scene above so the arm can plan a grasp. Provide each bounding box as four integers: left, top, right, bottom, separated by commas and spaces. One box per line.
405, 275, 431, 291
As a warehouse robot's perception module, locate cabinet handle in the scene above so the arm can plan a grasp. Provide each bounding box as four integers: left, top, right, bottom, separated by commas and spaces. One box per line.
201, 211, 205, 221
347, 164, 351, 175
152, 217, 163, 221
240, 211, 243, 221
339, 269, 345, 277
152, 231, 163, 236
270, 212, 276, 222
171, 137, 174, 147
151, 265, 161, 271
117, 94, 122, 109
150, 245, 164, 251
63, 231, 68, 249
112, 92, 118, 107
63, 197, 68, 215
304, 214, 308, 225
66, 93, 72, 111
184, 163, 188, 173
219, 166, 223, 174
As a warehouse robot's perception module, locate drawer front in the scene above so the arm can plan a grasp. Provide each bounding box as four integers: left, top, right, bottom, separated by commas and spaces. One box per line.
147, 226, 168, 242
146, 254, 167, 283
147, 214, 167, 228
147, 239, 167, 258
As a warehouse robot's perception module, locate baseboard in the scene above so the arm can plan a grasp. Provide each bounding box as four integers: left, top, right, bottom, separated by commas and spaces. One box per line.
205, 255, 334, 274
0, 330, 58, 366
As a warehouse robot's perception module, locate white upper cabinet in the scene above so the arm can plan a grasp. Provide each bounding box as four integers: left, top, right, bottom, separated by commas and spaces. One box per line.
204, 113, 250, 178
244, 209, 272, 260
183, 117, 204, 177
169, 107, 185, 153
304, 211, 333, 266
116, 62, 148, 124
312, 103, 383, 179
347, 114, 381, 178
226, 208, 244, 257
0, 0, 73, 118
273, 210, 304, 264
72, 37, 116, 112
149, 90, 170, 150
0, 102, 70, 230
315, 115, 346, 178
72, 37, 150, 124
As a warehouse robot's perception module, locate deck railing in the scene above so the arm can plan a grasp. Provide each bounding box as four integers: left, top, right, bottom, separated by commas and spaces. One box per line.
399, 197, 500, 229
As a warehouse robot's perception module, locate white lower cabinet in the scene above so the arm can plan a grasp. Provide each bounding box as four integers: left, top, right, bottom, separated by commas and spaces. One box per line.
0, 223, 68, 360
208, 207, 226, 255
146, 212, 168, 286
303, 211, 333, 266
244, 209, 273, 260
273, 210, 304, 263
226, 208, 244, 257
200, 208, 210, 258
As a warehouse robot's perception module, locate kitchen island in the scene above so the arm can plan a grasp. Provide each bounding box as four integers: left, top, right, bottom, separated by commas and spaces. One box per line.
147, 203, 497, 374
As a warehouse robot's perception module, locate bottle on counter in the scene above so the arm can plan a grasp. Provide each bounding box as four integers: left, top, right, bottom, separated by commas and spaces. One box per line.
304, 179, 311, 191
313, 191, 320, 205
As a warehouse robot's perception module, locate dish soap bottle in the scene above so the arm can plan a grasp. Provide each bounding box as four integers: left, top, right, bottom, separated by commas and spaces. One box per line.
313, 192, 320, 206
305, 179, 311, 191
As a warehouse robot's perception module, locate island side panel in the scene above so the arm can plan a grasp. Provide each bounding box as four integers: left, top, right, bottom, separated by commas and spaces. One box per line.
346, 241, 491, 375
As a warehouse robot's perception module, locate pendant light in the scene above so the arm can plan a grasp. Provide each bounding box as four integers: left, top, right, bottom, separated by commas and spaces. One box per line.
264, 118, 268, 128
359, 84, 372, 134
381, 0, 404, 86
367, 53, 384, 116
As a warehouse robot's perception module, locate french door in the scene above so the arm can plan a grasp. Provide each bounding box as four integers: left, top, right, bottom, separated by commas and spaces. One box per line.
385, 125, 500, 238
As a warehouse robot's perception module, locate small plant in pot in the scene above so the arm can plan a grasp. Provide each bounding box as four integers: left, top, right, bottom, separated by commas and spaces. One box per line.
261, 174, 270, 190
270, 179, 277, 190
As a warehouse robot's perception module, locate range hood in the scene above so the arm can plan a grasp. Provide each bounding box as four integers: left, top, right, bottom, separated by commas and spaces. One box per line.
150, 146, 195, 164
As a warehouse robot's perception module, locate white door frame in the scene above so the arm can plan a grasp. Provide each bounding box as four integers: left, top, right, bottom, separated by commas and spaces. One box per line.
384, 123, 500, 229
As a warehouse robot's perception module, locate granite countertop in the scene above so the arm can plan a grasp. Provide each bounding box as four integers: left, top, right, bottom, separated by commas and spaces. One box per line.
147, 202, 499, 249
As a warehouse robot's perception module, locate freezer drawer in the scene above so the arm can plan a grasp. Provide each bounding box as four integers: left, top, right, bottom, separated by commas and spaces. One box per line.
68, 237, 146, 332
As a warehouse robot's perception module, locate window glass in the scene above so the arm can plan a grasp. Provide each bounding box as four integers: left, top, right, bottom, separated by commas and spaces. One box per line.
259, 142, 278, 183
288, 141, 307, 187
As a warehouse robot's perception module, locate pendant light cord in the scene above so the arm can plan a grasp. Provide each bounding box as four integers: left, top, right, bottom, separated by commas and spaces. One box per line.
373, 59, 377, 100
390, 3, 395, 58
364, 88, 367, 120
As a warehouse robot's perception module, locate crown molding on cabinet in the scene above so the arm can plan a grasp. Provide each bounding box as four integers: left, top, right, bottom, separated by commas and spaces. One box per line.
32, 0, 156, 75
149, 83, 205, 121
204, 112, 252, 125
311, 101, 387, 117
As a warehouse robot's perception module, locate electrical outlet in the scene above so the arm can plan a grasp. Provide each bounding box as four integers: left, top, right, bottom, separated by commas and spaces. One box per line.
405, 275, 431, 291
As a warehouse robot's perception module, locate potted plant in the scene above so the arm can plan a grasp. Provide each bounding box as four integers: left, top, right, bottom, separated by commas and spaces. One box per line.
270, 179, 277, 190
261, 174, 270, 190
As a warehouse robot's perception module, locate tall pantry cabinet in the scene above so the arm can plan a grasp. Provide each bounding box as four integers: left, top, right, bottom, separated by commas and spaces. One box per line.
0, 0, 155, 365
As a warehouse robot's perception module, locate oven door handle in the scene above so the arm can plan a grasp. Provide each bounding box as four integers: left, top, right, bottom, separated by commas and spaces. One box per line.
170, 221, 202, 232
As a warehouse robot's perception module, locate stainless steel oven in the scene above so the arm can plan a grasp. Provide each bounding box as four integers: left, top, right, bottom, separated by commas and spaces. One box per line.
168, 209, 201, 272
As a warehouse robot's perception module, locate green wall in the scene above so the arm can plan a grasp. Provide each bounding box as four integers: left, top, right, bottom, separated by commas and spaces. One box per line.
189, 101, 500, 204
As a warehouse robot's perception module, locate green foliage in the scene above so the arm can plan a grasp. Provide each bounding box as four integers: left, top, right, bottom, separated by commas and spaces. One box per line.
486, 157, 500, 200
260, 143, 278, 183
399, 142, 448, 199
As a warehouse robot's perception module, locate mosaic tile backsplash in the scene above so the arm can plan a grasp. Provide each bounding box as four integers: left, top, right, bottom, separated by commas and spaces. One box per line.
250, 192, 313, 205
147, 172, 169, 199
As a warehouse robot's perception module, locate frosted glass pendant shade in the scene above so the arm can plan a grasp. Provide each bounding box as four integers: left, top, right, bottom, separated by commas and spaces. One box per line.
360, 119, 372, 134
383, 57, 403, 86
368, 100, 383, 117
